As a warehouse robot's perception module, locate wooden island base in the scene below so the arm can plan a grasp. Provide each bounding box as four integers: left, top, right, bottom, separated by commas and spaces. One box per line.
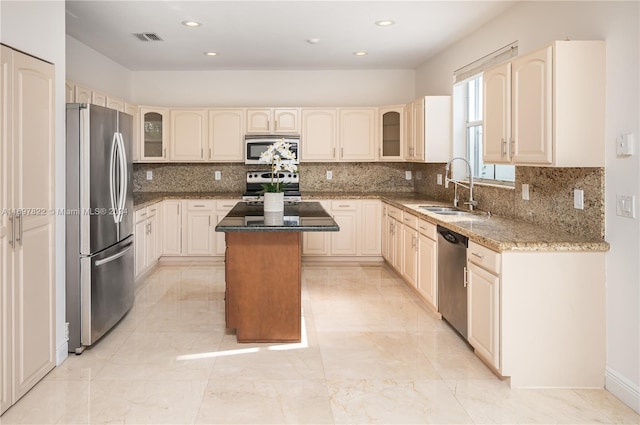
225, 232, 302, 342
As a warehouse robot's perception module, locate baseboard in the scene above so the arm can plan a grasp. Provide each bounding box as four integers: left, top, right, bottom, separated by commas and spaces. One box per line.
302, 256, 384, 263
605, 366, 640, 414
56, 341, 69, 366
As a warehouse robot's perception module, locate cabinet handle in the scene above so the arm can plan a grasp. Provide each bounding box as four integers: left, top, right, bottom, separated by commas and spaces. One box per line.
333, 147, 336, 158
338, 204, 350, 208
341, 147, 344, 158
501, 138, 506, 158
464, 266, 468, 288
8, 214, 15, 248
16, 213, 23, 247
209, 148, 212, 160
209, 216, 211, 226
471, 252, 485, 259
193, 204, 205, 208
140, 212, 147, 217
201, 148, 204, 159
510, 139, 515, 160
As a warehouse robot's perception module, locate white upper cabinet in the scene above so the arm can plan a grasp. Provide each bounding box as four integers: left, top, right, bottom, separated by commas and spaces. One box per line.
170, 109, 207, 162
246, 108, 300, 133
91, 90, 107, 107
483, 40, 605, 167
106, 96, 125, 112
208, 109, 245, 161
74, 85, 91, 103
339, 108, 377, 161
378, 106, 404, 161
406, 96, 451, 163
140, 107, 169, 161
300, 109, 338, 161
65, 81, 75, 103
124, 103, 140, 162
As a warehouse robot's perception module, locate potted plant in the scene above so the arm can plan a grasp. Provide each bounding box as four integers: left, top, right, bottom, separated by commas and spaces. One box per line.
259, 138, 298, 212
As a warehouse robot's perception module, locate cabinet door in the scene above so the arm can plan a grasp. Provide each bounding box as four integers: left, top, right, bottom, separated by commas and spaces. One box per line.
273, 109, 299, 133
467, 262, 500, 369
246, 109, 271, 133
170, 109, 207, 161
215, 200, 238, 256
417, 233, 437, 309
10, 49, 56, 400
330, 203, 357, 255
339, 108, 377, 161
484, 62, 512, 163
360, 200, 381, 255
74, 85, 91, 103
106, 96, 125, 112
161, 201, 182, 255
140, 107, 168, 161
381, 204, 389, 260
403, 102, 414, 160
379, 107, 403, 161
134, 217, 147, 277
186, 210, 214, 255
208, 110, 244, 161
124, 103, 140, 162
402, 225, 418, 287
65, 81, 75, 103
91, 90, 107, 107
412, 99, 425, 161
301, 109, 337, 161
511, 46, 552, 164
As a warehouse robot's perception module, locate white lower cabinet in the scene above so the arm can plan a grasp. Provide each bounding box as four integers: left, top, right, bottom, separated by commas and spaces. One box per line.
185, 201, 215, 255
467, 241, 501, 369
401, 216, 418, 287
417, 219, 437, 310
134, 202, 162, 279
161, 200, 182, 256
215, 200, 238, 255
302, 200, 381, 258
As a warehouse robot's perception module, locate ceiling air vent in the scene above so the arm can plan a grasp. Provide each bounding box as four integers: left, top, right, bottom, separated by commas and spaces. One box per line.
133, 33, 163, 42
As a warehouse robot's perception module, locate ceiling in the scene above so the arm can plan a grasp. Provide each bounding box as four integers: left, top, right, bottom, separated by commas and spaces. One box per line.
65, 1, 516, 71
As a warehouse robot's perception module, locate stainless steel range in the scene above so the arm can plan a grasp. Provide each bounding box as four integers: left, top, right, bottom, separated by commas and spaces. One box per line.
242, 171, 301, 204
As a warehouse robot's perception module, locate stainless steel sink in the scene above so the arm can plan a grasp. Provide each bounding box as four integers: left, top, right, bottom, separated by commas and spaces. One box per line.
435, 210, 476, 216
418, 206, 477, 217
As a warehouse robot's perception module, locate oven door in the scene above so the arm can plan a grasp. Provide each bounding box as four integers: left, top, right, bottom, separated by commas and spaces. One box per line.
244, 138, 299, 164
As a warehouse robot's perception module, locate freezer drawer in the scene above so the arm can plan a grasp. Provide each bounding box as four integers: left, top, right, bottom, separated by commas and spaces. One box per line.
68, 236, 134, 353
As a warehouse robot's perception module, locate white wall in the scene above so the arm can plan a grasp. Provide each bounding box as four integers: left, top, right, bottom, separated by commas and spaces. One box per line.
66, 35, 132, 100
131, 69, 415, 107
0, 1, 68, 364
415, 1, 639, 412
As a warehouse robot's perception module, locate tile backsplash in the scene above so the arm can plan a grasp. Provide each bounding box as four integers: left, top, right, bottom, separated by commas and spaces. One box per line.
134, 162, 605, 240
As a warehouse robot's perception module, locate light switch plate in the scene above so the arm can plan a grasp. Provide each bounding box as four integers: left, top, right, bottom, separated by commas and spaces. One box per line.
326, 170, 333, 180
616, 133, 635, 156
405, 170, 412, 180
146, 170, 153, 180
214, 171, 221, 180
617, 194, 636, 218
574, 189, 584, 210
522, 184, 530, 201
437, 174, 443, 185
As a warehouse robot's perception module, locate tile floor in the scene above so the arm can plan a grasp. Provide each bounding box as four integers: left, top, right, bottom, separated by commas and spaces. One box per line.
1, 262, 638, 424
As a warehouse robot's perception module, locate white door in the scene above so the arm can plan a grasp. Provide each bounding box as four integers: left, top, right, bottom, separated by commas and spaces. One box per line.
402, 225, 418, 287
208, 110, 244, 161
330, 211, 357, 255
246, 109, 272, 133
186, 211, 214, 255
417, 233, 437, 308
273, 109, 299, 133
301, 109, 337, 161
483, 62, 511, 164
134, 217, 147, 277
360, 200, 381, 255
467, 262, 501, 369
339, 108, 377, 161
170, 109, 206, 161
162, 201, 182, 255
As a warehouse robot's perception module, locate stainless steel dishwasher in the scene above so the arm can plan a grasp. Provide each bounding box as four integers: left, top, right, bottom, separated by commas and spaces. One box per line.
437, 225, 469, 339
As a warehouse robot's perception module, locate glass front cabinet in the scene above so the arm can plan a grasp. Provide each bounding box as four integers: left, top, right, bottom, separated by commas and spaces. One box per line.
140, 107, 169, 161
379, 106, 403, 161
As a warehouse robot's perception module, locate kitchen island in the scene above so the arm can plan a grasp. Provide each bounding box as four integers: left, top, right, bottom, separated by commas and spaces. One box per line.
215, 202, 339, 342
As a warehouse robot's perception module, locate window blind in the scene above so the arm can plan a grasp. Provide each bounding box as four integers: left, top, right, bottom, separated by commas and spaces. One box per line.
453, 41, 518, 83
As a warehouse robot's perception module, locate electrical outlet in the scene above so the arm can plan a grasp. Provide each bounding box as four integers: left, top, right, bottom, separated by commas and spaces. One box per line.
437, 174, 443, 185
405, 170, 412, 180
416, 171, 423, 180
65, 322, 70, 341
146, 170, 153, 180
214, 170, 221, 180
574, 189, 584, 210
326, 170, 333, 180
522, 183, 530, 201
617, 194, 636, 218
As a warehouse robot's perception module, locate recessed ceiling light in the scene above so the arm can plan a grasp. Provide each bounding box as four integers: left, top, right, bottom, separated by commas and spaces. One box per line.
182, 20, 201, 27
353, 51, 368, 56
204, 52, 218, 56
375, 20, 395, 26
306, 38, 320, 45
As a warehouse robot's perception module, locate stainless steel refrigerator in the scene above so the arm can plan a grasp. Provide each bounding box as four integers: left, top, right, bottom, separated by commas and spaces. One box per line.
66, 103, 134, 354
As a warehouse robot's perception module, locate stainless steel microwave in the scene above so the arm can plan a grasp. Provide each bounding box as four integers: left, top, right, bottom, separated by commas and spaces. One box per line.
244, 134, 300, 165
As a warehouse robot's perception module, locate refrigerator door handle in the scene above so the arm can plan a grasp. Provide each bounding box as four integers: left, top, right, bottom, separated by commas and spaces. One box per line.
94, 242, 133, 267
109, 132, 118, 224
116, 132, 128, 223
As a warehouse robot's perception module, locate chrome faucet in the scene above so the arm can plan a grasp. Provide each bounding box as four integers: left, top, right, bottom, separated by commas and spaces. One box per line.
444, 157, 478, 211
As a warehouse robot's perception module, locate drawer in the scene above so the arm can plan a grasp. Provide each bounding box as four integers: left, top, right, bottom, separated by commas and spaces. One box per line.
417, 218, 437, 239
216, 199, 238, 211
387, 205, 403, 222
331, 200, 357, 211
187, 200, 215, 211
134, 208, 148, 223
146, 202, 159, 217
402, 212, 418, 230
468, 241, 501, 275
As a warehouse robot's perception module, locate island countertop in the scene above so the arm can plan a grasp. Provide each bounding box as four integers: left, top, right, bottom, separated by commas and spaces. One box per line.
215, 201, 340, 232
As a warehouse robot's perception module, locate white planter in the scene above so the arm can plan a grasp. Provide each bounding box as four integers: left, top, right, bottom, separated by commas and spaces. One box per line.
263, 211, 284, 226
263, 192, 284, 213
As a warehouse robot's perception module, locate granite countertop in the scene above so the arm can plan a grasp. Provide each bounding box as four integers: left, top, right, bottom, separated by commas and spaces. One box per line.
132, 191, 609, 252
215, 202, 339, 233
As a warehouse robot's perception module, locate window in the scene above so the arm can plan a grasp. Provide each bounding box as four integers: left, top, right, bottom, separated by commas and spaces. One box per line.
460, 74, 515, 184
